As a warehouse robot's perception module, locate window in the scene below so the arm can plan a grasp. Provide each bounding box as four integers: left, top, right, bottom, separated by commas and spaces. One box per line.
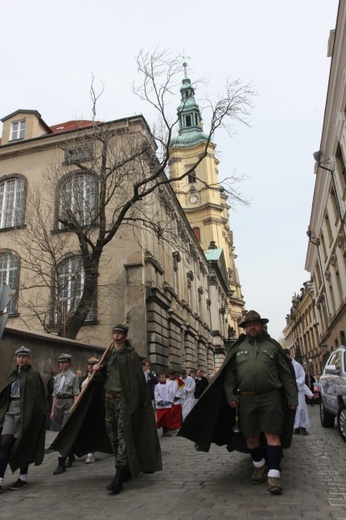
329, 350, 342, 371
335, 270, 343, 306
336, 143, 346, 187
330, 189, 339, 223
188, 170, 196, 184
58, 172, 97, 228
64, 146, 93, 165
340, 331, 346, 346
193, 226, 201, 242
0, 251, 20, 315
11, 120, 26, 141
58, 256, 97, 322
325, 213, 333, 245
320, 232, 327, 260
0, 177, 25, 229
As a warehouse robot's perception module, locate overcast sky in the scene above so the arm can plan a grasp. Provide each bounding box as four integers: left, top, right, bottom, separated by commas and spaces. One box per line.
1, 0, 339, 340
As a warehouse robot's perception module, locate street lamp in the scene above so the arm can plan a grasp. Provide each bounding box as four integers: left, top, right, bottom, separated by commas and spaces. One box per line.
307, 358, 312, 387
302, 357, 313, 387
320, 344, 329, 370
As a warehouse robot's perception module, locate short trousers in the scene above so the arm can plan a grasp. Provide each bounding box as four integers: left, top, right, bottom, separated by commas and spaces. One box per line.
238, 389, 283, 437
2, 400, 21, 438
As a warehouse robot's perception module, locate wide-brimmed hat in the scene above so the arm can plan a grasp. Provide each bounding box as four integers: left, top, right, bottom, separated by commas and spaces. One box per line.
87, 357, 99, 365
239, 310, 269, 328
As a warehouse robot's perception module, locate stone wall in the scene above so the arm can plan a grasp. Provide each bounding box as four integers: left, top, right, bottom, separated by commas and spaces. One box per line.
0, 327, 104, 389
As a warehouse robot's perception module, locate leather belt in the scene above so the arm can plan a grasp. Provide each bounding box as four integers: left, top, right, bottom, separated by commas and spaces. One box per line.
239, 391, 257, 396
57, 394, 74, 399
105, 392, 122, 399
10, 397, 20, 400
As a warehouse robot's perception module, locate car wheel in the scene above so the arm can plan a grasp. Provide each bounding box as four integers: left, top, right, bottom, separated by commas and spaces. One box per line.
337, 405, 346, 443
320, 401, 335, 427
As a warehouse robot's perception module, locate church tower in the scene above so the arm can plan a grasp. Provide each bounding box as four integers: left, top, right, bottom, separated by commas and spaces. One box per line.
169, 63, 245, 338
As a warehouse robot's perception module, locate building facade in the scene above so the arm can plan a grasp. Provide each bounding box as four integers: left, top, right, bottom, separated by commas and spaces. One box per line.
169, 63, 245, 340
0, 103, 243, 374
283, 281, 325, 377
304, 0, 346, 364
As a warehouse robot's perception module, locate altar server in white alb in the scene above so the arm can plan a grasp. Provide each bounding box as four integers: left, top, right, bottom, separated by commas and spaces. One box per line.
283, 350, 311, 435
180, 369, 196, 421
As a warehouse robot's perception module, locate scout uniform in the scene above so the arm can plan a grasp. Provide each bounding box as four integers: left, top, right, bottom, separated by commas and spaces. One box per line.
224, 336, 297, 437
51, 353, 80, 475
0, 346, 46, 492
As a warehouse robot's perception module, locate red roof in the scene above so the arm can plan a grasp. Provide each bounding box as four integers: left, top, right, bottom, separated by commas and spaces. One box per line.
50, 120, 97, 134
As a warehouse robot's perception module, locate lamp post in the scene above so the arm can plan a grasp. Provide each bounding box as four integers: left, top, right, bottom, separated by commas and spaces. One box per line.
225, 326, 236, 352
307, 358, 312, 388
321, 343, 329, 370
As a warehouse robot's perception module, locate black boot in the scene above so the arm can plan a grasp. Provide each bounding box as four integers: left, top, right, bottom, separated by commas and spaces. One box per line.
122, 467, 131, 483
65, 454, 75, 468
53, 457, 66, 475
106, 468, 127, 495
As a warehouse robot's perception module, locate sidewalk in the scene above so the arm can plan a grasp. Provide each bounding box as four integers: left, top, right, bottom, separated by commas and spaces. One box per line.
1, 406, 346, 520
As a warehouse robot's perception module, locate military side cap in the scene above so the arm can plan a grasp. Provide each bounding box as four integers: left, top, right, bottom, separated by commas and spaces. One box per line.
112, 323, 129, 334
87, 357, 99, 364
15, 346, 31, 356
239, 310, 269, 328
59, 353, 72, 362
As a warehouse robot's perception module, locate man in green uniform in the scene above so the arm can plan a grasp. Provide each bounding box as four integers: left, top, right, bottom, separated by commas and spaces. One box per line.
92, 323, 162, 495
179, 310, 298, 496
223, 310, 297, 495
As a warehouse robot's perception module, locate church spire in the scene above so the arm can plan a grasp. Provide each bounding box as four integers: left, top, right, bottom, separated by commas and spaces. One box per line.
170, 62, 208, 147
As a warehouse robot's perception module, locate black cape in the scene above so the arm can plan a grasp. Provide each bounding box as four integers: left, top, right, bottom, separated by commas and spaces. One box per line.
0, 365, 46, 472
178, 334, 297, 453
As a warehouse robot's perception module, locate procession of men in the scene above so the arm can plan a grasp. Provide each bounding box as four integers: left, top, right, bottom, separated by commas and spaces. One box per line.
0, 311, 301, 498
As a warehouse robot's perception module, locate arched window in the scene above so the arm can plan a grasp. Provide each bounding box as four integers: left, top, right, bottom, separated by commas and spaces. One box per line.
57, 172, 97, 229
188, 170, 196, 184
0, 250, 20, 314
0, 176, 26, 229
57, 256, 97, 322
193, 227, 201, 242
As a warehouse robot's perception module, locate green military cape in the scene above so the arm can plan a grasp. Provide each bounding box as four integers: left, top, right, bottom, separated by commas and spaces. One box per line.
0, 364, 47, 472
50, 340, 162, 478
178, 334, 297, 453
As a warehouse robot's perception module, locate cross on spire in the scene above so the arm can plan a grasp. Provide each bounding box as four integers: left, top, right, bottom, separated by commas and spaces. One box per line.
182, 54, 190, 78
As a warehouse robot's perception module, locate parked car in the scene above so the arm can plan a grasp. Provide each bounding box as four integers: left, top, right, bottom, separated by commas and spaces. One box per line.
319, 346, 346, 442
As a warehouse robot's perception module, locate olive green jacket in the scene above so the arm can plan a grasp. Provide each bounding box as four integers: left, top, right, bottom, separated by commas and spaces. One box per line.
224, 336, 298, 406
179, 334, 297, 453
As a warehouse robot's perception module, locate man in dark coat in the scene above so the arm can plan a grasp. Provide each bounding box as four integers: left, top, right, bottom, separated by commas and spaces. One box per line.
142, 359, 158, 403
179, 310, 298, 496
0, 346, 46, 492
50, 323, 162, 496
194, 369, 209, 400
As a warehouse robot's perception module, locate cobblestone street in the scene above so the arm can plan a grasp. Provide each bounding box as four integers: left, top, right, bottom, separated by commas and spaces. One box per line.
1, 406, 345, 519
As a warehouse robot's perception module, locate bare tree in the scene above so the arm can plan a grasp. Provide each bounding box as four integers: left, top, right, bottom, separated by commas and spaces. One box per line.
14, 49, 255, 339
